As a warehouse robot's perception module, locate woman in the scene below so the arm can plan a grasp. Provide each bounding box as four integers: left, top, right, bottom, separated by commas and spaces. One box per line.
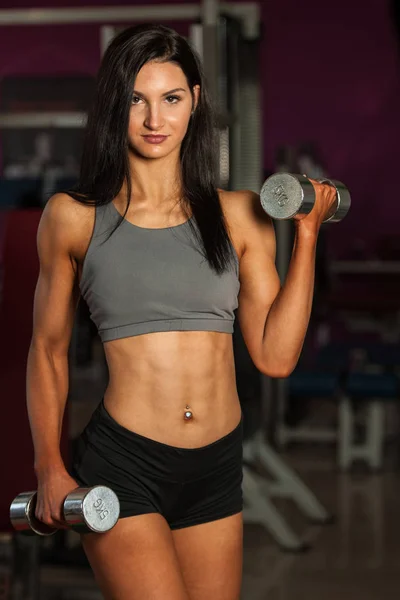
27, 24, 336, 600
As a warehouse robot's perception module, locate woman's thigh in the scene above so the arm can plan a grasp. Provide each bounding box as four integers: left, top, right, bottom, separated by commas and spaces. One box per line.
172, 512, 243, 600
82, 513, 190, 600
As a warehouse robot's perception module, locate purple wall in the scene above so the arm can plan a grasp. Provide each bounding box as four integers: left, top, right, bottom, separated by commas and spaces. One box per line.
261, 0, 400, 256
0, 0, 399, 256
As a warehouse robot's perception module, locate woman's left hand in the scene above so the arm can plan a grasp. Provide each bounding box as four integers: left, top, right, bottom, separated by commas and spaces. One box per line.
294, 177, 337, 234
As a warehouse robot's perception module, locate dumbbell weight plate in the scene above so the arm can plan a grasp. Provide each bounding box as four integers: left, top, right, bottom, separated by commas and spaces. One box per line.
9, 491, 57, 536
260, 173, 315, 220
63, 486, 120, 533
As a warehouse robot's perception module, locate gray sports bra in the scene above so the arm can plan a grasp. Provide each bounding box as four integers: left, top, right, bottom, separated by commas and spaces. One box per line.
79, 202, 240, 342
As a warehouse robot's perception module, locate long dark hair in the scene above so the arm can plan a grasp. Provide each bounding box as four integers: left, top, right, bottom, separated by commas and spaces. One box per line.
68, 23, 236, 274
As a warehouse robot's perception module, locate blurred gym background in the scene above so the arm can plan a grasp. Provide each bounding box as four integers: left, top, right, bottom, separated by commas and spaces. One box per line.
1, 0, 400, 598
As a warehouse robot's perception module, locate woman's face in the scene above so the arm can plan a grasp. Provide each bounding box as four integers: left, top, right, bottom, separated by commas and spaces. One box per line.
127, 60, 200, 160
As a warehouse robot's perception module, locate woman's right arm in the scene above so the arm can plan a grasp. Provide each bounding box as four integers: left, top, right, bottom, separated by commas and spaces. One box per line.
27, 193, 88, 528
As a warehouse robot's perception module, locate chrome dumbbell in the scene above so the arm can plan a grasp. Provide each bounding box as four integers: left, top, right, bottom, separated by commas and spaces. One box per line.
10, 486, 120, 536
260, 173, 351, 222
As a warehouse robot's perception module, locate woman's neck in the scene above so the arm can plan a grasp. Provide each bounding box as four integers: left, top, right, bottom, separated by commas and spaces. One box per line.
125, 151, 182, 204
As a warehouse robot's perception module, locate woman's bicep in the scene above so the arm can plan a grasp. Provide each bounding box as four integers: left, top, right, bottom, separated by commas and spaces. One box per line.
236, 193, 281, 371
32, 196, 80, 355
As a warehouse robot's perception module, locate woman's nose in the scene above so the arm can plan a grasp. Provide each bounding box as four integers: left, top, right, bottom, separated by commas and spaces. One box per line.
144, 105, 163, 131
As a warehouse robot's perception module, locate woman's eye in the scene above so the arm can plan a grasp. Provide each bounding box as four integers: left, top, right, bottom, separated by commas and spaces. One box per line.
131, 95, 181, 105
165, 95, 180, 104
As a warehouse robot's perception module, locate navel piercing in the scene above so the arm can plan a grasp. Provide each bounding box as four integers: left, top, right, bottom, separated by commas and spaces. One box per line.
184, 405, 193, 420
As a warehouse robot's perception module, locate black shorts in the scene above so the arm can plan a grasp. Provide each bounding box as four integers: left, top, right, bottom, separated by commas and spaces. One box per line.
71, 400, 243, 530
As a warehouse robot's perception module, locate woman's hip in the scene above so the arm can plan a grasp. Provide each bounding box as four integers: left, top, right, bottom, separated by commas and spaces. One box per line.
72, 399, 243, 485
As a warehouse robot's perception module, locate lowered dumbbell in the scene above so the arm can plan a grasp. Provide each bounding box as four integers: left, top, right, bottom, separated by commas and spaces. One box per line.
260, 173, 351, 222
10, 485, 120, 536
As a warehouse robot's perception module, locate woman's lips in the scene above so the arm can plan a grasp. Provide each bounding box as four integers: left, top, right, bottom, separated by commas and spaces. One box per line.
142, 135, 168, 144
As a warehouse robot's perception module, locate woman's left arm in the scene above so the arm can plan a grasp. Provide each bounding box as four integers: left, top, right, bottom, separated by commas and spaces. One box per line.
235, 180, 336, 378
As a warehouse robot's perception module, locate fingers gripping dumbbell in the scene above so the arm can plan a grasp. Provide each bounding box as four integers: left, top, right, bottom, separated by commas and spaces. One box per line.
260, 173, 351, 222
10, 486, 120, 536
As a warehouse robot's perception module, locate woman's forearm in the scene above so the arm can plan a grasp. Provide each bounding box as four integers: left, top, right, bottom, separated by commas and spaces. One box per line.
26, 340, 70, 475
261, 224, 318, 376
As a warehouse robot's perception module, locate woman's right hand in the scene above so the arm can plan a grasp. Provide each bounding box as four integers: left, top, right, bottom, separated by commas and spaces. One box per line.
35, 468, 80, 529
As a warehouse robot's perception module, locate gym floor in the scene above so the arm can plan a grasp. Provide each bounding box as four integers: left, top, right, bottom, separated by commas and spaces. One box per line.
12, 349, 400, 599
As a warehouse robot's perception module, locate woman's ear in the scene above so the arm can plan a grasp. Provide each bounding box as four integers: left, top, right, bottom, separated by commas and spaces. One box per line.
192, 84, 200, 112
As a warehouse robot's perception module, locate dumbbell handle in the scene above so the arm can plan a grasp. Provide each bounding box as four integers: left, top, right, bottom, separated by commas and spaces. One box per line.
315, 177, 350, 223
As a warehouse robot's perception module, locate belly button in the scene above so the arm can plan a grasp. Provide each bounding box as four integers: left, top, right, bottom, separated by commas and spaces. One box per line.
184, 405, 193, 421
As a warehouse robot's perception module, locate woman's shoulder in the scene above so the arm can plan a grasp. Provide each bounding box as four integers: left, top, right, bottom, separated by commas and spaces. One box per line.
217, 188, 274, 257
44, 192, 95, 224
218, 187, 272, 229
39, 193, 96, 258
218, 187, 259, 213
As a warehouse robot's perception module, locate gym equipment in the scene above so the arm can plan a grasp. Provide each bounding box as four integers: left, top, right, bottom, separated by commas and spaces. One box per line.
10, 486, 120, 536
260, 173, 351, 222
242, 435, 334, 552
10, 491, 56, 536
338, 372, 399, 471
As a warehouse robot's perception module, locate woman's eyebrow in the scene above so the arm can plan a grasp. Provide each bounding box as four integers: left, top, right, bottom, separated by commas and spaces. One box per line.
132, 88, 187, 98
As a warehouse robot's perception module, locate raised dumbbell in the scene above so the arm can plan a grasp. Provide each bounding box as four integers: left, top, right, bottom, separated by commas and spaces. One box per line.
260, 173, 351, 222
10, 486, 120, 536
